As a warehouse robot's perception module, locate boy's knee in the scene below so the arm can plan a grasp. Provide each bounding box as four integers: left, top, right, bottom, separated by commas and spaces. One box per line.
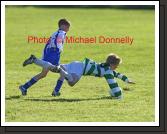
68, 82, 75, 87
59, 76, 64, 81
68, 74, 80, 87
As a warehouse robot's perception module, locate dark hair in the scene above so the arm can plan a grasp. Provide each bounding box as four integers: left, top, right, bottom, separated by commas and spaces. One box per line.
100, 53, 122, 68
58, 19, 70, 28
106, 53, 122, 65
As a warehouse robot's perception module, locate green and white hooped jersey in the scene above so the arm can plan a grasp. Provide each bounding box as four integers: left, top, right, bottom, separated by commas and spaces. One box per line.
82, 58, 129, 97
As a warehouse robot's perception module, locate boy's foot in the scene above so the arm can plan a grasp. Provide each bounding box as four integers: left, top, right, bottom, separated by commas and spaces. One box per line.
23, 55, 36, 67
52, 91, 61, 96
19, 85, 27, 96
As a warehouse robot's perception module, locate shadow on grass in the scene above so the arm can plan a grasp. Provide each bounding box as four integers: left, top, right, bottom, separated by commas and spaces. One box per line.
123, 87, 135, 91
25, 96, 113, 102
6, 95, 21, 100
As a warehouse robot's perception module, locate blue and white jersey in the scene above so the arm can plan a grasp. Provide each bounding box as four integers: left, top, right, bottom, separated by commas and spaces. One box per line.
42, 29, 67, 65
45, 29, 66, 52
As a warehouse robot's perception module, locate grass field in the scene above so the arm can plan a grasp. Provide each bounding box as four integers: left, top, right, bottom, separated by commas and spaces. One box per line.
5, 6, 155, 122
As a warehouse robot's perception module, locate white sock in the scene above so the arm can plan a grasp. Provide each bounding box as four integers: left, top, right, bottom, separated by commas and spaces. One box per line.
34, 58, 55, 69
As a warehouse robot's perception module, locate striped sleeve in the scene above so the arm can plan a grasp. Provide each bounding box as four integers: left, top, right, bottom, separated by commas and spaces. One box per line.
56, 32, 65, 52
104, 69, 122, 97
113, 71, 129, 83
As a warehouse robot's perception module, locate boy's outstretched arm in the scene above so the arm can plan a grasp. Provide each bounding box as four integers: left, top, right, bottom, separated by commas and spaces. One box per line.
104, 72, 123, 99
113, 71, 135, 84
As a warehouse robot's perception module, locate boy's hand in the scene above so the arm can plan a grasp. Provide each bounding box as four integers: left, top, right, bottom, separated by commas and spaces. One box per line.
128, 80, 135, 84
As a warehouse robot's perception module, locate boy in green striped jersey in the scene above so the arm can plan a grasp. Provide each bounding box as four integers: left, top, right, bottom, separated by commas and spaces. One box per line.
22, 53, 135, 99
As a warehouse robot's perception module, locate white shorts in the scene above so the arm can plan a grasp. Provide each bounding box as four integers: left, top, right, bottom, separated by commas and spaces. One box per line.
62, 61, 84, 79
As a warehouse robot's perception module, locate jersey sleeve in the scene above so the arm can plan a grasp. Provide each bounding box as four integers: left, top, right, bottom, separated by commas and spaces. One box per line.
104, 69, 122, 98
55, 33, 65, 52
113, 70, 129, 83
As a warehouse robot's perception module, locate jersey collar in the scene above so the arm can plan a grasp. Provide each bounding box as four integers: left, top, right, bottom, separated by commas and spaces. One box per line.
58, 29, 66, 34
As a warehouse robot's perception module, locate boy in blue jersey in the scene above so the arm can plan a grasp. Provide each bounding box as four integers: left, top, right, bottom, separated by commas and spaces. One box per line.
19, 19, 70, 96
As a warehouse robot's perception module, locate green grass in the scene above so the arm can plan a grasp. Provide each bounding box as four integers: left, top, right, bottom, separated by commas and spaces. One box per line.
5, 6, 155, 122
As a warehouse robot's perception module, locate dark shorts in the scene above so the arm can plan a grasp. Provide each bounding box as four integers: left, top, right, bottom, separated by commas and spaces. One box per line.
42, 47, 60, 65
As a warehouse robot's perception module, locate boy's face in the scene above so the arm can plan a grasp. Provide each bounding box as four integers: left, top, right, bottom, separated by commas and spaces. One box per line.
65, 25, 70, 32
110, 64, 119, 70
61, 25, 70, 32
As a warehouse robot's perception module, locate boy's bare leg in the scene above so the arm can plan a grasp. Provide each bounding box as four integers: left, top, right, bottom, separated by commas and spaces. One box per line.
33, 68, 49, 81
19, 68, 49, 95
33, 59, 79, 85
